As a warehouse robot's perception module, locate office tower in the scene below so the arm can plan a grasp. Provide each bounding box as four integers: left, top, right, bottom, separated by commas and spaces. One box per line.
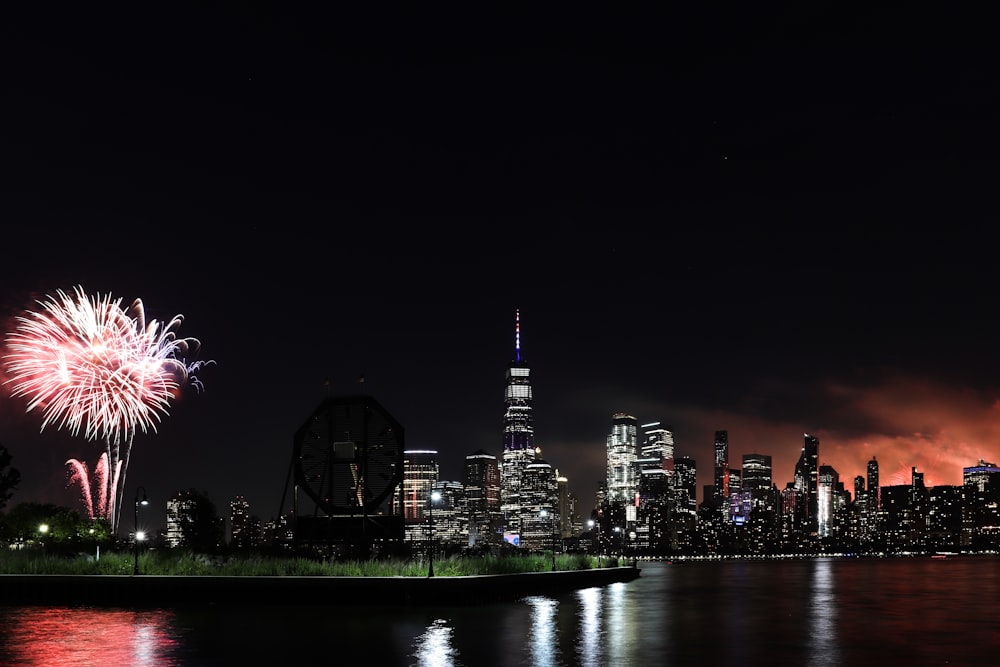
430, 480, 466, 546
853, 475, 868, 542
794, 433, 820, 536
714, 430, 730, 503
501, 310, 537, 540
520, 457, 558, 551
166, 493, 194, 548
818, 465, 839, 538
556, 473, 572, 537
397, 449, 439, 522
606, 413, 638, 504
742, 453, 773, 508
674, 456, 697, 514
672, 456, 698, 549
464, 449, 500, 547
961, 459, 1000, 546
867, 456, 880, 514
637, 423, 674, 510
635, 422, 673, 551
229, 495, 252, 549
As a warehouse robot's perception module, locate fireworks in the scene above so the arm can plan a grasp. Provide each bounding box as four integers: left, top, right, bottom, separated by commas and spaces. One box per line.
65, 453, 120, 521
3, 285, 211, 529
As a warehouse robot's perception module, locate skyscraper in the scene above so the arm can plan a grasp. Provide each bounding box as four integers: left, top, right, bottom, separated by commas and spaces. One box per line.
714, 430, 730, 503
520, 457, 558, 550
818, 464, 839, 537
606, 413, 638, 504
464, 449, 500, 547
397, 450, 439, 521
229, 495, 258, 549
795, 434, 820, 537
500, 310, 537, 541
867, 456, 880, 513
674, 456, 697, 514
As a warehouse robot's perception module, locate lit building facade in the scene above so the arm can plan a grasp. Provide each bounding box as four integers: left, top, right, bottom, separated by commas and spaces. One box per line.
606, 413, 638, 504
229, 495, 259, 549
795, 434, 820, 537
396, 449, 439, 547
464, 449, 500, 547
714, 430, 730, 504
500, 310, 537, 542
519, 458, 558, 551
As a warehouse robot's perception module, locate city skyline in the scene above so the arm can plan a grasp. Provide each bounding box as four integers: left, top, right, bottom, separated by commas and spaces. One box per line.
3, 5, 1000, 524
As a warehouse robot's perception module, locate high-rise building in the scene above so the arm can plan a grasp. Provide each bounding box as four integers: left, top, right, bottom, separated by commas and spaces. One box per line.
962, 459, 1000, 547
396, 449, 439, 548
674, 456, 697, 514
795, 434, 820, 537
519, 457, 558, 551
818, 465, 839, 538
606, 413, 638, 504
229, 495, 259, 549
500, 310, 537, 541
464, 449, 500, 547
867, 456, 880, 514
714, 430, 730, 503
430, 480, 466, 546
742, 453, 773, 508
635, 422, 674, 552
672, 456, 698, 549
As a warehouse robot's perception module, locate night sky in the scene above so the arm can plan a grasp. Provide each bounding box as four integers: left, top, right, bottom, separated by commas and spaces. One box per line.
2, 5, 999, 527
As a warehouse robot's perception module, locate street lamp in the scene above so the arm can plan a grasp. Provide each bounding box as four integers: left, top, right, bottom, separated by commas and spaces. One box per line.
614, 526, 625, 562
427, 490, 441, 577
587, 519, 602, 567
541, 509, 556, 571
133, 486, 149, 576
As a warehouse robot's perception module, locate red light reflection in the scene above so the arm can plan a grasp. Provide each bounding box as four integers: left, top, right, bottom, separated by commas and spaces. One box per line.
0, 606, 182, 667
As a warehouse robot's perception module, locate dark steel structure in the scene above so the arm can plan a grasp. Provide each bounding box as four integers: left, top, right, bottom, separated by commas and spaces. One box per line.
280, 395, 405, 556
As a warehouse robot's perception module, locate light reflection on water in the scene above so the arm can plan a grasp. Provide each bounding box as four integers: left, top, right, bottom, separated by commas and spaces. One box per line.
2, 559, 998, 666
0, 606, 182, 667
809, 557, 839, 666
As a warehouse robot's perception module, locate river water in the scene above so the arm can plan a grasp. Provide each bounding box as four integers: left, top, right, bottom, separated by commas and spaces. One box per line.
1, 556, 998, 666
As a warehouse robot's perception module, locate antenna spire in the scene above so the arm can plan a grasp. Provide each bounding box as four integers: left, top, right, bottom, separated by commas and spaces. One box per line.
515, 309, 521, 363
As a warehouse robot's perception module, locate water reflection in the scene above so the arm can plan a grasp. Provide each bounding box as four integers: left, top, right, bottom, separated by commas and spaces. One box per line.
5, 560, 994, 666
525, 596, 560, 666
411, 618, 459, 667
575, 587, 602, 667
0, 606, 181, 667
808, 558, 839, 666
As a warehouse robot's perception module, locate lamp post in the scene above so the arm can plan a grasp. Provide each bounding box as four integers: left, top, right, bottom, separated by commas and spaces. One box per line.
541, 509, 556, 571
133, 486, 149, 576
614, 526, 625, 563
588, 519, 602, 568
427, 490, 441, 577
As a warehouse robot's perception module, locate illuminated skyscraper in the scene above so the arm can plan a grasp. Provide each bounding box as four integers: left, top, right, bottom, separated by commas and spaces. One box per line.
714, 430, 730, 503
606, 413, 638, 504
394, 449, 440, 550
674, 456, 697, 514
520, 457, 558, 550
818, 464, 839, 538
500, 310, 537, 541
229, 495, 259, 549
867, 455, 880, 513
464, 449, 500, 546
795, 434, 820, 537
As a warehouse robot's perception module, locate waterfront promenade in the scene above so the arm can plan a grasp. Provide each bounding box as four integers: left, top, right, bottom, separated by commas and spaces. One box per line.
0, 565, 641, 607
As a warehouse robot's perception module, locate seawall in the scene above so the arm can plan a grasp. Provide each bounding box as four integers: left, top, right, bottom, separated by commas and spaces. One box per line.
0, 566, 641, 608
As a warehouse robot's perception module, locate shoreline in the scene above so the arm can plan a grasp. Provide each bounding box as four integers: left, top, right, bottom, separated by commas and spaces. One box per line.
0, 566, 641, 608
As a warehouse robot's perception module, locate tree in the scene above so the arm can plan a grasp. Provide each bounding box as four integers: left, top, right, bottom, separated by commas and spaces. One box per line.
0, 501, 112, 553
0, 443, 21, 512
171, 489, 224, 552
